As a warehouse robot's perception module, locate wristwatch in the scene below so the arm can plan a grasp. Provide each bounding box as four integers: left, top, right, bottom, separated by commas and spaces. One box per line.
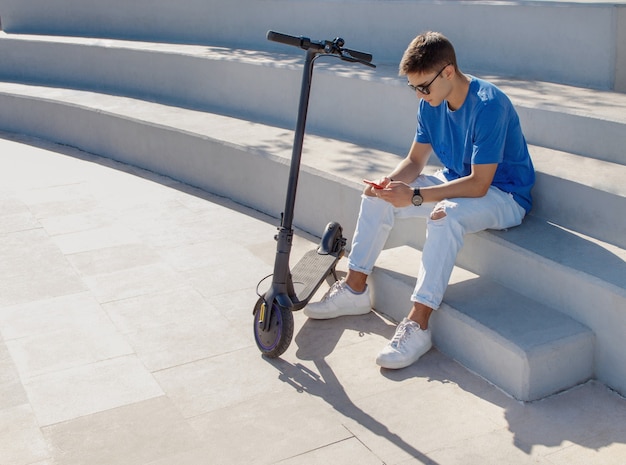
411, 188, 423, 206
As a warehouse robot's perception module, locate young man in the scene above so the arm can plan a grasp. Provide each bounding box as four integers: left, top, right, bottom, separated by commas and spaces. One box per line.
304, 31, 535, 369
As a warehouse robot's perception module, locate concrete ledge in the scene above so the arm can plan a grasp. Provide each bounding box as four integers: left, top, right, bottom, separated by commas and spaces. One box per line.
0, 0, 624, 90
370, 246, 595, 401
530, 147, 626, 248
2, 33, 626, 165
1, 77, 623, 248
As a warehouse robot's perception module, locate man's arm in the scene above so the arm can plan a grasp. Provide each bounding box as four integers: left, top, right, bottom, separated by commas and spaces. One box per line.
377, 162, 498, 207
364, 141, 432, 197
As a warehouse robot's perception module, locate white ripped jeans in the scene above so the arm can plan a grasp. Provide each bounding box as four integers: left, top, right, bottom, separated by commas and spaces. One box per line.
347, 171, 526, 310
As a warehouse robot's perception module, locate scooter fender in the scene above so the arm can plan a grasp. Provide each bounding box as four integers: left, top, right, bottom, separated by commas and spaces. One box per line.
254, 291, 293, 331
317, 221, 344, 255
253, 291, 293, 314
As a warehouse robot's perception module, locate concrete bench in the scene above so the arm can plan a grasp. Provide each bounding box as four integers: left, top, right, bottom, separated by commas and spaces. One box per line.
371, 246, 594, 401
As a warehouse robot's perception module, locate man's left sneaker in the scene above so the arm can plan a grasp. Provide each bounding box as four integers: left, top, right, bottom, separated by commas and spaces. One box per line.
376, 318, 432, 369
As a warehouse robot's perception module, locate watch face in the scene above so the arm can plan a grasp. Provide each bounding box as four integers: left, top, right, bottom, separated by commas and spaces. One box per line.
412, 189, 423, 206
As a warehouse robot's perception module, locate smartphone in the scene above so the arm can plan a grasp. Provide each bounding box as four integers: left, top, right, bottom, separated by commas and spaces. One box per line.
363, 179, 385, 189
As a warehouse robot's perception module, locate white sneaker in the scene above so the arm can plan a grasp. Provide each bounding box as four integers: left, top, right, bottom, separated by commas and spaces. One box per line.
303, 280, 371, 320
376, 318, 432, 369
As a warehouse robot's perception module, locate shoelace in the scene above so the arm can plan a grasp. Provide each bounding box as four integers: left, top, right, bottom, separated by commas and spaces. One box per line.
321, 280, 346, 302
390, 320, 417, 348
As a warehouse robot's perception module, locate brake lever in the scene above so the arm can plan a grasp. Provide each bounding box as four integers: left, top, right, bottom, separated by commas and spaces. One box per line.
331, 38, 376, 68
339, 54, 376, 68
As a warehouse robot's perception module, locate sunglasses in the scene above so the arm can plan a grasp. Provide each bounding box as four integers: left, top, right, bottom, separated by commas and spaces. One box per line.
407, 64, 451, 95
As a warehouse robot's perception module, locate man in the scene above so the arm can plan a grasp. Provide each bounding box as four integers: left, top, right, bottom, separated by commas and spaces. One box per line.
304, 31, 535, 370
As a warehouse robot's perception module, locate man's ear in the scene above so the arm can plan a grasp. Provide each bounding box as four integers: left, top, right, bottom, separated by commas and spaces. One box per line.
444, 64, 455, 80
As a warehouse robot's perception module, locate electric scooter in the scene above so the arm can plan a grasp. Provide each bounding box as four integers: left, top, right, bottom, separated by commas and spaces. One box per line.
253, 30, 375, 358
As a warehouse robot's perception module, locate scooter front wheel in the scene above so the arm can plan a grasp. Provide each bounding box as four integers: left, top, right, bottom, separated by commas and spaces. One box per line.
253, 298, 294, 358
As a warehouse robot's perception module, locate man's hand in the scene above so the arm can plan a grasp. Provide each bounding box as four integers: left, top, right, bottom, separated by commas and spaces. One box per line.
371, 181, 414, 207
363, 176, 393, 197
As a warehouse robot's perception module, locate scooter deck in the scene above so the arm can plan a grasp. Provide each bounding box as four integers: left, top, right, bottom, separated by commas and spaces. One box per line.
291, 249, 340, 305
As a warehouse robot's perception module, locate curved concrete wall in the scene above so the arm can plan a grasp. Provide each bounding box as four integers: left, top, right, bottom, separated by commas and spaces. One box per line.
0, 0, 624, 90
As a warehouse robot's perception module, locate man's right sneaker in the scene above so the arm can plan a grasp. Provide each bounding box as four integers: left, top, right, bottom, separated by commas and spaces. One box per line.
303, 279, 371, 320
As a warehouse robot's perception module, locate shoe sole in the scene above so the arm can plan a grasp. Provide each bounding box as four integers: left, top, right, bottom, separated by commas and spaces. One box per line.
375, 344, 432, 370
303, 306, 371, 320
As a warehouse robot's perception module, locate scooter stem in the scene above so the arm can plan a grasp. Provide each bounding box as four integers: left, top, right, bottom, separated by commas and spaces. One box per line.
282, 49, 316, 230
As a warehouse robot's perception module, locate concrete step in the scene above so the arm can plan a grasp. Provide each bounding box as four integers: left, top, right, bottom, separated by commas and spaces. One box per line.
0, 0, 624, 91
369, 246, 594, 401
1, 32, 626, 166
529, 147, 626, 249
0, 81, 624, 396
0, 79, 623, 249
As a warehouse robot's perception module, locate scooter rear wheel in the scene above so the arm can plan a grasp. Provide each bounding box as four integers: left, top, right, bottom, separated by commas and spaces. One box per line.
253, 298, 294, 358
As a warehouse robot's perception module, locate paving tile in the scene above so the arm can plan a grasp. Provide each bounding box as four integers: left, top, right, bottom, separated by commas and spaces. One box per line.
209, 286, 268, 333
0, 136, 89, 190
0, 404, 50, 465
502, 381, 626, 457
0, 210, 41, 234
16, 183, 99, 220
158, 239, 241, 272
338, 379, 503, 464
0, 292, 103, 340
172, 187, 232, 213
89, 177, 182, 214
16, 179, 90, 201
123, 207, 224, 249
422, 428, 552, 465
0, 194, 41, 234
23, 355, 163, 426
299, 340, 462, 404
2, 293, 134, 378
67, 243, 161, 276
0, 340, 29, 410
81, 262, 188, 303
51, 224, 141, 255
102, 287, 250, 371
188, 389, 352, 465
288, 310, 395, 361
184, 252, 274, 298
544, 440, 626, 465
0, 195, 31, 216
43, 396, 202, 465
0, 229, 86, 307
153, 345, 301, 419
142, 446, 216, 465
38, 208, 117, 236
272, 437, 384, 465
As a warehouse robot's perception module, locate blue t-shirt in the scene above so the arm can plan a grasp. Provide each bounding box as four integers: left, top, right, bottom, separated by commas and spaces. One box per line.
415, 76, 535, 213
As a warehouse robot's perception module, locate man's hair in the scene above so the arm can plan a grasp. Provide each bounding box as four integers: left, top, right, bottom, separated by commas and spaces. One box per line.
399, 31, 458, 76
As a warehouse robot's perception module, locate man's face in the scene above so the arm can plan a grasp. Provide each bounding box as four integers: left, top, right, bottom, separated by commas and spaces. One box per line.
406, 64, 451, 107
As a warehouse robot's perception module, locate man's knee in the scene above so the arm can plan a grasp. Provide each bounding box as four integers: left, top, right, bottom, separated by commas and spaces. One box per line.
430, 204, 447, 220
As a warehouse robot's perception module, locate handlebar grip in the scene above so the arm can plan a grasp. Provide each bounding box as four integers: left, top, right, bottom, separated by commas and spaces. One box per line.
267, 30, 303, 47
343, 48, 373, 63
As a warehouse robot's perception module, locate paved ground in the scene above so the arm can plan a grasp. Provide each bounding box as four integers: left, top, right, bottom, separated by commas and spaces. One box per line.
1, 130, 625, 465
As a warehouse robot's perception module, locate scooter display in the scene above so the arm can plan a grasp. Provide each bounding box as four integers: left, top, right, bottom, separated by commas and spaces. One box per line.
253, 30, 375, 358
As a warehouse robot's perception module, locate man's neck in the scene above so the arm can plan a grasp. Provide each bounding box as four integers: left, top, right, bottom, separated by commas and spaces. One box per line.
447, 73, 471, 111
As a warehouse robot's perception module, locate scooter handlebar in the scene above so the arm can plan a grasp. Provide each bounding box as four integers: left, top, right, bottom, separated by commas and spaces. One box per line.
266, 30, 324, 51
267, 30, 374, 67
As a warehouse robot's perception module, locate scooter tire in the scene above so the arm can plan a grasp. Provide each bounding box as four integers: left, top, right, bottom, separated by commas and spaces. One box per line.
253, 298, 294, 358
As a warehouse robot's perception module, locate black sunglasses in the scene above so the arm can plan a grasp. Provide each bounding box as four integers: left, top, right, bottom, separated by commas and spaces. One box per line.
407, 64, 451, 95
